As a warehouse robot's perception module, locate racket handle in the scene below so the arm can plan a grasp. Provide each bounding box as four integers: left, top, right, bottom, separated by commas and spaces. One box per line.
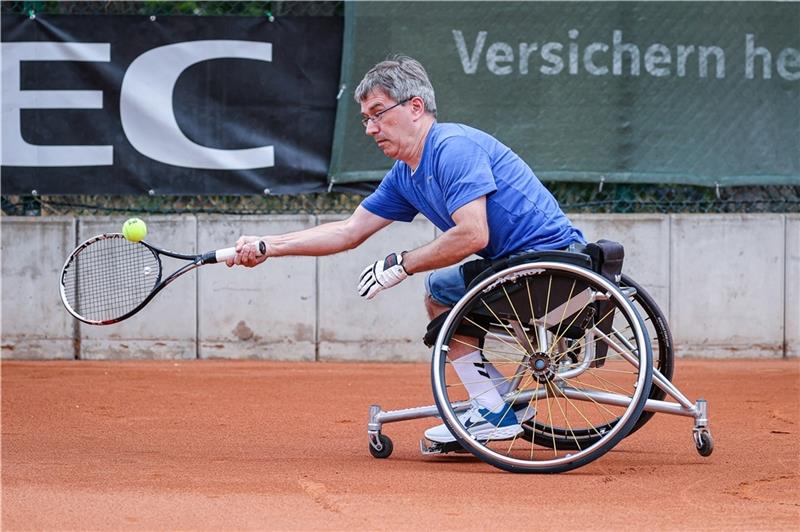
203, 241, 267, 264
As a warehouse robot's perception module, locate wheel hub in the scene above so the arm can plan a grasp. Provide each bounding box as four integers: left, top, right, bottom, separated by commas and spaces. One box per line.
528, 353, 556, 383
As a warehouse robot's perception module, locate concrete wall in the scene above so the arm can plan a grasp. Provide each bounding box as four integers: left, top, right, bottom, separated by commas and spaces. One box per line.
1, 217, 76, 359
197, 215, 318, 360
2, 213, 797, 360
670, 215, 786, 358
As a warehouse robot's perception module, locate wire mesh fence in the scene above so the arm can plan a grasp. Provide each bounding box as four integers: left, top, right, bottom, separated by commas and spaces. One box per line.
546, 183, 800, 215
2, 1, 797, 216
1, 1, 343, 17
3, 184, 799, 217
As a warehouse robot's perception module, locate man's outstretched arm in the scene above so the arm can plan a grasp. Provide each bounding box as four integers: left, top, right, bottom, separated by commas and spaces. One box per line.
229, 205, 393, 267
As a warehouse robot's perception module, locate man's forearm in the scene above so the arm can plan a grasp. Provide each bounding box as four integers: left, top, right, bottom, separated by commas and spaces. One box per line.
266, 220, 354, 257
402, 225, 486, 274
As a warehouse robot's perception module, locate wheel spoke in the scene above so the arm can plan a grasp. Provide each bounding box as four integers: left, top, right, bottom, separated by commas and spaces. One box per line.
502, 285, 535, 354
588, 369, 637, 396
547, 381, 584, 450
466, 311, 528, 358
543, 379, 558, 457
561, 377, 629, 419
525, 279, 541, 352
504, 375, 537, 455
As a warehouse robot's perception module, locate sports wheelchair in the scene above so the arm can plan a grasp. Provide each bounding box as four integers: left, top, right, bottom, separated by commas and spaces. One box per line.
367, 241, 713, 473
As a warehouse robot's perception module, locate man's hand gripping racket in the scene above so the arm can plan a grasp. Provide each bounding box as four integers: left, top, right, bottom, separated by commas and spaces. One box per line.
59, 234, 266, 325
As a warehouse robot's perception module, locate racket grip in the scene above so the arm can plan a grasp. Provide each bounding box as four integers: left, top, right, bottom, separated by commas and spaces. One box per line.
204, 241, 267, 264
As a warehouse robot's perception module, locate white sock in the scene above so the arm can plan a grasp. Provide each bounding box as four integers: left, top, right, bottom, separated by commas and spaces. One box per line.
479, 351, 512, 395
451, 351, 507, 413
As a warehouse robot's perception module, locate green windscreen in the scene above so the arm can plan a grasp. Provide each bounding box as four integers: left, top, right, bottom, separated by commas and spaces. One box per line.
330, 1, 799, 186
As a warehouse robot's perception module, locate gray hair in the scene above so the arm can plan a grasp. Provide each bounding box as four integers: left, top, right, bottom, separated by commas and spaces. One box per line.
354, 55, 437, 116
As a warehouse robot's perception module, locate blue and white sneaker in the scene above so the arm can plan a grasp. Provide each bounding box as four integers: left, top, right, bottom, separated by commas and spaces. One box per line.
424, 401, 535, 444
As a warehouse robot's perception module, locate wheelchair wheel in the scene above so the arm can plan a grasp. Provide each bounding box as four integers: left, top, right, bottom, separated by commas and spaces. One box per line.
525, 273, 674, 449
619, 274, 674, 432
431, 261, 653, 473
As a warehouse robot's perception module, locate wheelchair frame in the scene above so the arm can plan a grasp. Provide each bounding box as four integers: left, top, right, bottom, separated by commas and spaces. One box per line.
366, 255, 714, 473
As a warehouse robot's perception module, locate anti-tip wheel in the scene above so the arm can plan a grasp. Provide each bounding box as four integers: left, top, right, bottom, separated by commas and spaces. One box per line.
695, 431, 714, 457
369, 434, 393, 459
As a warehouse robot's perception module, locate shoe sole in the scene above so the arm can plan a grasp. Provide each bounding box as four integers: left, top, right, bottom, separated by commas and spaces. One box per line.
426, 423, 523, 444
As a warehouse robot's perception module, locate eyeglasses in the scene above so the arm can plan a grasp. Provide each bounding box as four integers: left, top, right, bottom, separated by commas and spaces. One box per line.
360, 98, 410, 128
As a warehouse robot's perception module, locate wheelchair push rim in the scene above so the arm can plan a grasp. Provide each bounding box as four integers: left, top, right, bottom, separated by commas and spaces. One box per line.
430, 261, 653, 473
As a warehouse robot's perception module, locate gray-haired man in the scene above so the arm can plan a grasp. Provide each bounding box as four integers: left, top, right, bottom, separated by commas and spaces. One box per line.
230, 56, 585, 443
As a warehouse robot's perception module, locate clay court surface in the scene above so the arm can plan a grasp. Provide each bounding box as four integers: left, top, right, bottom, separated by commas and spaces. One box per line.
1, 358, 798, 530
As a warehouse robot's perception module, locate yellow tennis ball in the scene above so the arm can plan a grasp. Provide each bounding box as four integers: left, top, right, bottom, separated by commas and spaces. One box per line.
122, 218, 147, 242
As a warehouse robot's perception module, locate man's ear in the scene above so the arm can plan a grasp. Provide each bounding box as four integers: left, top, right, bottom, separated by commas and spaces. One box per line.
410, 96, 426, 118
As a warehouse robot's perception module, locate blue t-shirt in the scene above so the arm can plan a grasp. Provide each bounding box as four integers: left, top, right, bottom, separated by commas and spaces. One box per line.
361, 123, 584, 260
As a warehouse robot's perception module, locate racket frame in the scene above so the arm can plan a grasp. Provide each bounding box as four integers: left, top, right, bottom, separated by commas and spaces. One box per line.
59, 233, 241, 325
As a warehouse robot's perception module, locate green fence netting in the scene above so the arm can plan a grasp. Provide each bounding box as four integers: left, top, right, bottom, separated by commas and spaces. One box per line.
330, 1, 800, 187
3, 183, 799, 216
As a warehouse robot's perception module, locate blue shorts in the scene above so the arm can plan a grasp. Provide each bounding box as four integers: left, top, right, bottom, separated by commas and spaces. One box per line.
425, 242, 586, 307
425, 264, 468, 307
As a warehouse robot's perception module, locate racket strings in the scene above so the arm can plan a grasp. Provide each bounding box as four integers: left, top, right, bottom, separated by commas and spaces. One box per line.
62, 236, 160, 322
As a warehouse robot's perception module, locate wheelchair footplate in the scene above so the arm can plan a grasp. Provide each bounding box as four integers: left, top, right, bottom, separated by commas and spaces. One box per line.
419, 439, 469, 455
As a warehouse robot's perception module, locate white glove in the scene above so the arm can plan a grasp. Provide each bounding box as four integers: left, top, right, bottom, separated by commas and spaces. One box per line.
358, 252, 410, 299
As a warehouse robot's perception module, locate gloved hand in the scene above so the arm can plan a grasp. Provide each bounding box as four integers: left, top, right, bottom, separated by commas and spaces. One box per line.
358, 252, 410, 299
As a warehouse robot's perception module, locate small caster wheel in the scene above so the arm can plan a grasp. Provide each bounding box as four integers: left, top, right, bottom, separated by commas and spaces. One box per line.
369, 434, 393, 459
695, 431, 713, 457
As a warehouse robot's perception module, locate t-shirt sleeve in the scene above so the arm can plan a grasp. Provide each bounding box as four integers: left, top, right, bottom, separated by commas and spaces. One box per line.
361, 168, 419, 222
435, 136, 498, 215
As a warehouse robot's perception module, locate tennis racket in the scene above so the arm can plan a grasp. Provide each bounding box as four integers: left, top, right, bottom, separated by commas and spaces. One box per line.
59, 233, 265, 325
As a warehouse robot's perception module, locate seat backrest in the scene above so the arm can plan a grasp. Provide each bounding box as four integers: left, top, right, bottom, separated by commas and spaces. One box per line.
582, 239, 625, 284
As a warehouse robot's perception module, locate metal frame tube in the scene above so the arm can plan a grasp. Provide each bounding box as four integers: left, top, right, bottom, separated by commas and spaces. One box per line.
489, 319, 696, 412
606, 326, 697, 411
369, 401, 472, 430
370, 382, 700, 435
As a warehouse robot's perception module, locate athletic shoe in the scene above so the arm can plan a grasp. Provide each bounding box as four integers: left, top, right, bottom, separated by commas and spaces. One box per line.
424, 400, 534, 444
512, 402, 537, 425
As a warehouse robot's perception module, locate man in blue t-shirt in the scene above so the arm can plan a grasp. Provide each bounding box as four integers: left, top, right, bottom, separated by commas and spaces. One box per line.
230, 56, 585, 444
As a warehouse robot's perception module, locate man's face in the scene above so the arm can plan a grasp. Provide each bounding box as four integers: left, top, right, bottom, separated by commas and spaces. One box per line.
359, 89, 412, 160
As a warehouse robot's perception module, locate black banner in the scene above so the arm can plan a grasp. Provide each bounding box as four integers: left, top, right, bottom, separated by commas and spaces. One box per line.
1, 15, 343, 195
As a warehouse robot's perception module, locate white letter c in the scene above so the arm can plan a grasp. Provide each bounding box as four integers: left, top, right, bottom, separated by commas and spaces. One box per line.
121, 40, 273, 169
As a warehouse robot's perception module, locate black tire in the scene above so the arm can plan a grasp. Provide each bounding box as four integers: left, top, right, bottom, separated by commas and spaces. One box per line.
696, 431, 714, 457
431, 261, 653, 473
620, 274, 674, 433
368, 434, 393, 459
525, 273, 674, 449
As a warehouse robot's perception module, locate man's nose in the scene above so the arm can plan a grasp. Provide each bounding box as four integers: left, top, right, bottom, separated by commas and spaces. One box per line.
365, 119, 380, 136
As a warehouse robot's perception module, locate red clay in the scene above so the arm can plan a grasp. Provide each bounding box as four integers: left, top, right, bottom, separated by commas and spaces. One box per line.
2, 359, 798, 530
